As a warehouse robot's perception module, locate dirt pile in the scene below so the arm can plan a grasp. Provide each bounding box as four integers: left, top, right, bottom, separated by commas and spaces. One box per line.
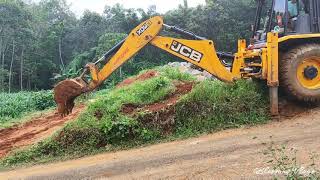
122, 82, 194, 134
0, 105, 85, 158
278, 98, 317, 118
116, 70, 158, 88
54, 79, 87, 116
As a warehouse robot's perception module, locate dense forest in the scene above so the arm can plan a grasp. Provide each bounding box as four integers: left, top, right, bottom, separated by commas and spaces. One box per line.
0, 0, 256, 92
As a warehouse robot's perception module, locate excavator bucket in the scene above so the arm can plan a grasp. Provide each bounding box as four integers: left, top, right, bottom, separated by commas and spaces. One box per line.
54, 78, 87, 117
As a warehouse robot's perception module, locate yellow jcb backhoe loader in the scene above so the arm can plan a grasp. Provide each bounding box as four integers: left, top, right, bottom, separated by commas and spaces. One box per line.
54, 0, 320, 117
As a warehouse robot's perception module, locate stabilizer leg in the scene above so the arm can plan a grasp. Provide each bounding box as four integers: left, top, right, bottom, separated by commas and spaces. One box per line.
269, 86, 279, 117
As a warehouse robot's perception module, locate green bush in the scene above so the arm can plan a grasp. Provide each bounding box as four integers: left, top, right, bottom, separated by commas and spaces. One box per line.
157, 66, 196, 81
175, 80, 269, 136
0, 91, 55, 122
32, 91, 56, 110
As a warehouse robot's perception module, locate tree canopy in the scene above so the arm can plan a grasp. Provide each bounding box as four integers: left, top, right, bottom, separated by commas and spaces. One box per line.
0, 0, 256, 92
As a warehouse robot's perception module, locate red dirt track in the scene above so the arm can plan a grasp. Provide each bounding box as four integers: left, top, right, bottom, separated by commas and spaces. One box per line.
144, 82, 193, 112
116, 70, 158, 88
0, 105, 85, 158
122, 82, 194, 115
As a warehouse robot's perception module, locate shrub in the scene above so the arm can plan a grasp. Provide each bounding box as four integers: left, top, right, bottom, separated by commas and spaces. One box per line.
32, 91, 56, 110
0, 91, 55, 122
175, 80, 269, 136
157, 66, 196, 81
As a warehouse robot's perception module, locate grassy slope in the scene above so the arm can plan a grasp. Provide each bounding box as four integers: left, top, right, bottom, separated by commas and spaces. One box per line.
0, 67, 270, 167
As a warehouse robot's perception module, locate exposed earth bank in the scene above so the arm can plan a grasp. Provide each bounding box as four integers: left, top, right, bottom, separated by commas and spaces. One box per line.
1, 107, 319, 179
0, 105, 85, 158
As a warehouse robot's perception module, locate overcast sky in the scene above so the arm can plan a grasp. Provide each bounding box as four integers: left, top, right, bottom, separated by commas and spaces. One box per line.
63, 0, 206, 16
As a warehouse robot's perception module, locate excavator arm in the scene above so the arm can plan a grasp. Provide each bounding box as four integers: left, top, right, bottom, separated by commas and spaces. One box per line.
86, 16, 237, 89
54, 16, 240, 116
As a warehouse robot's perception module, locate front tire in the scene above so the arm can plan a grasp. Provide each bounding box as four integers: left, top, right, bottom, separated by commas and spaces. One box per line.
280, 44, 320, 102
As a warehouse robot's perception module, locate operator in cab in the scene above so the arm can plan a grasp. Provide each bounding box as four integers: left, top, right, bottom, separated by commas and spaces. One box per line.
288, 0, 308, 32
288, 0, 299, 17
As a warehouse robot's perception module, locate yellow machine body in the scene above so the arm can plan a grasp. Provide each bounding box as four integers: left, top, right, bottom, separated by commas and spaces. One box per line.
86, 17, 280, 87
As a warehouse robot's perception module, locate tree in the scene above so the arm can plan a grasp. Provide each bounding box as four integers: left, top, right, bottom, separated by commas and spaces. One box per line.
0, 0, 33, 92
0, 0, 257, 92
67, 10, 107, 54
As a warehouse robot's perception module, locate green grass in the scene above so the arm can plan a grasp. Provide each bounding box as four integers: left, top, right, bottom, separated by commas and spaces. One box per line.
175, 80, 269, 137
0, 91, 55, 125
0, 67, 270, 168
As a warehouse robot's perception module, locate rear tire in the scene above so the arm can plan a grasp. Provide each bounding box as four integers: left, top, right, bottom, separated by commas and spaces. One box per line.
280, 44, 320, 102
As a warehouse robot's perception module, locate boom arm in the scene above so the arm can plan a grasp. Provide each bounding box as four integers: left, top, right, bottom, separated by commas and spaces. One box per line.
54, 16, 282, 117
54, 16, 241, 116
84, 16, 238, 91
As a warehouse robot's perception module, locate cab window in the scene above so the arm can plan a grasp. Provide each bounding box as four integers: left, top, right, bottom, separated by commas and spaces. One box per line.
288, 0, 298, 17
287, 0, 309, 32
288, 0, 307, 17
271, 0, 286, 34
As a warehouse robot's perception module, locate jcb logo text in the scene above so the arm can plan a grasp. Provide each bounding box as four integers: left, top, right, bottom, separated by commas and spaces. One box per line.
170, 41, 203, 62
136, 21, 152, 36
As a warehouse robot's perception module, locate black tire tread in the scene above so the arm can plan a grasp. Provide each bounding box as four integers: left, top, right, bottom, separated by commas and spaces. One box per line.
280, 43, 320, 102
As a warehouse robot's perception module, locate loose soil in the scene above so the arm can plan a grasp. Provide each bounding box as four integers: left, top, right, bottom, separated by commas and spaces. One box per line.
54, 79, 86, 116
116, 70, 158, 88
0, 105, 85, 158
278, 98, 316, 118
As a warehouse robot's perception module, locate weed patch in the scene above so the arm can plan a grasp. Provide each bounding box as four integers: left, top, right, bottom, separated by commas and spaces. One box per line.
175, 80, 269, 136
0, 91, 55, 124
262, 138, 320, 179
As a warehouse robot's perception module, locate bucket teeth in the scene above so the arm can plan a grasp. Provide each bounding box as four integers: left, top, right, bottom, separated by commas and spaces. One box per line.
54, 79, 87, 117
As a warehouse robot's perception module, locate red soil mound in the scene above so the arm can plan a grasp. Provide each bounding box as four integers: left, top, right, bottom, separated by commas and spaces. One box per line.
0, 105, 85, 158
121, 82, 194, 134
117, 70, 158, 88
122, 82, 194, 115
144, 82, 193, 113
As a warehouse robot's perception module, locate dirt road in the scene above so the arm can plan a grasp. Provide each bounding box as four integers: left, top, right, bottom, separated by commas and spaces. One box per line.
0, 105, 85, 158
1, 107, 319, 180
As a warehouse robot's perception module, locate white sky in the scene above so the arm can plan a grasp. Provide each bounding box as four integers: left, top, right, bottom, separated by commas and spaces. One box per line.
66, 0, 206, 16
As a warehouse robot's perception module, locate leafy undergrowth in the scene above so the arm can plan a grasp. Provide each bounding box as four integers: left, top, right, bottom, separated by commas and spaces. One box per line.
0, 67, 270, 167
0, 91, 55, 127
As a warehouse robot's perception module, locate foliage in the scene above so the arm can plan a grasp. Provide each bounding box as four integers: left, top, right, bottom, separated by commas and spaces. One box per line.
63, 33, 127, 78
0, 91, 55, 122
0, 0, 258, 91
157, 66, 196, 81
0, 68, 269, 167
32, 91, 56, 110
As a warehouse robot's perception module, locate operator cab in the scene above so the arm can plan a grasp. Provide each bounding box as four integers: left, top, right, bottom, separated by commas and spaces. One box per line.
252, 0, 320, 42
